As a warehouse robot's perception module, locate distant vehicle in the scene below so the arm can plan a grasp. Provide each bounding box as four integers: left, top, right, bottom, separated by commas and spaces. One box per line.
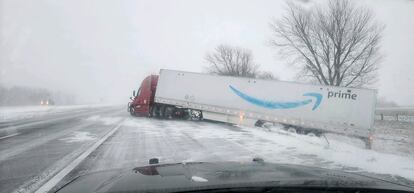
40, 99, 55, 106
55, 159, 414, 193
128, 69, 377, 147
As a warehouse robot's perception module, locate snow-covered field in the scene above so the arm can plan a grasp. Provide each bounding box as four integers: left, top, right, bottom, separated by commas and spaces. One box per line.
373, 120, 414, 157
0, 105, 113, 122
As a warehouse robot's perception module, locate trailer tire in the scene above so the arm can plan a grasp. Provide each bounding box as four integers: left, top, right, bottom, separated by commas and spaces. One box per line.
255, 120, 265, 127
287, 127, 297, 134
190, 110, 202, 120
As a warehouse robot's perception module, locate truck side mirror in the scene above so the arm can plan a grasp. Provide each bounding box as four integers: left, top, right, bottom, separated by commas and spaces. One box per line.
133, 90, 136, 97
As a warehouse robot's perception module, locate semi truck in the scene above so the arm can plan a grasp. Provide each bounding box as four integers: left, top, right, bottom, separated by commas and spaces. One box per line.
128, 69, 377, 148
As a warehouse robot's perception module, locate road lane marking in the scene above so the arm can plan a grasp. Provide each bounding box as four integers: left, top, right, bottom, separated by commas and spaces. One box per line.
0, 110, 125, 163
0, 132, 20, 140
0, 122, 95, 162
34, 120, 124, 193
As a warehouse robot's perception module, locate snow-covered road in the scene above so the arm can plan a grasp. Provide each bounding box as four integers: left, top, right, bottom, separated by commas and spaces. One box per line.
0, 106, 123, 193
57, 114, 414, 191
1, 106, 414, 193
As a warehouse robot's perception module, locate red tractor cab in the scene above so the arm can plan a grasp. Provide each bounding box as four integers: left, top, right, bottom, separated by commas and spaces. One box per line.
128, 75, 158, 116
128, 73, 197, 119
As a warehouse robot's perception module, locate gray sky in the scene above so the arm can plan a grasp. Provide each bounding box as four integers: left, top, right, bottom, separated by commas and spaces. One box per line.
1, 0, 413, 105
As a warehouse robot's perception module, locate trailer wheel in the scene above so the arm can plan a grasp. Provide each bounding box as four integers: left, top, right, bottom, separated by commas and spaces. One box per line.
306, 132, 317, 137
190, 110, 202, 120
255, 120, 265, 127
287, 127, 297, 134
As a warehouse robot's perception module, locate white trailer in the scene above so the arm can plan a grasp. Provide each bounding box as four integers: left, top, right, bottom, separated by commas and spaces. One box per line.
154, 69, 377, 146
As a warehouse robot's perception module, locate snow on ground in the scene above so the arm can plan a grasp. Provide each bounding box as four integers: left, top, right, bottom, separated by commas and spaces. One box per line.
238, 126, 414, 180
0, 104, 113, 122
373, 120, 414, 157
85, 115, 123, 125
60, 131, 96, 143
120, 117, 414, 181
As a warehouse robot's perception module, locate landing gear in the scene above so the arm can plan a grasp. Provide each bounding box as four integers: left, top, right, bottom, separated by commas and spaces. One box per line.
163, 106, 174, 119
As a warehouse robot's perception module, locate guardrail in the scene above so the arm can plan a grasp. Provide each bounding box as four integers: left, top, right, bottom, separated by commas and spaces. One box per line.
375, 107, 414, 121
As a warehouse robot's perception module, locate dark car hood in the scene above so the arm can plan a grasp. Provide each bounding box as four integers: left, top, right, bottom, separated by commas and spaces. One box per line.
55, 161, 414, 193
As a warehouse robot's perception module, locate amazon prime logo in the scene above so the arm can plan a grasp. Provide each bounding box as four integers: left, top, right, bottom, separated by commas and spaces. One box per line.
327, 89, 357, 100
228, 85, 322, 111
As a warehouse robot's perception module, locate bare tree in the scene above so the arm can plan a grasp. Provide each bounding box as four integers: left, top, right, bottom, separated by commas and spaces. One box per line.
205, 45, 259, 78
256, 71, 278, 80
270, 0, 384, 87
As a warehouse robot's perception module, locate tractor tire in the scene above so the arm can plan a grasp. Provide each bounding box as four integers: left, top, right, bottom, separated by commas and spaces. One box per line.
129, 107, 136, 116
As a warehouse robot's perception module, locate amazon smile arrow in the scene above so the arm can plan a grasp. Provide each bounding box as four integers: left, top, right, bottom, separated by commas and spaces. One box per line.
229, 85, 322, 111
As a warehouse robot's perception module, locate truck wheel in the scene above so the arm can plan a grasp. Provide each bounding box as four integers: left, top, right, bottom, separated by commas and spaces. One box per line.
151, 105, 159, 118
130, 107, 136, 116
190, 110, 202, 120
159, 105, 166, 119
255, 120, 265, 127
149, 106, 155, 117
287, 127, 297, 134
127, 102, 131, 112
